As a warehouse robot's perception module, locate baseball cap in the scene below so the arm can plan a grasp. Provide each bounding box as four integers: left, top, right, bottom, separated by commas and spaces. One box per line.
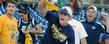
87, 5, 97, 12
59, 6, 73, 17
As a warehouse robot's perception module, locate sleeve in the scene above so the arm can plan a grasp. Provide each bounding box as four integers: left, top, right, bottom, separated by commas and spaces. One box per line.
45, 11, 59, 24
97, 24, 105, 33
78, 23, 88, 39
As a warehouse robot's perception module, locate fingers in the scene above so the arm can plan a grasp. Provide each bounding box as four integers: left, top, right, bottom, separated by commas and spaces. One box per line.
22, 30, 31, 34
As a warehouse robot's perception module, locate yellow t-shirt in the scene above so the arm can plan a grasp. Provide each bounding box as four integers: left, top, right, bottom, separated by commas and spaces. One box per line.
0, 15, 18, 44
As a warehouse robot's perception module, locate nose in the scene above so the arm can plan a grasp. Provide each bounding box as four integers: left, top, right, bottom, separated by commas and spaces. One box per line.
87, 12, 92, 16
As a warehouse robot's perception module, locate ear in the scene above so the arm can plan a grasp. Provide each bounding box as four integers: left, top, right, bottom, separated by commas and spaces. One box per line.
69, 16, 72, 20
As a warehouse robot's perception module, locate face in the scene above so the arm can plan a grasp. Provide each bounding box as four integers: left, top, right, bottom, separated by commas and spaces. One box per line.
59, 12, 70, 26
86, 9, 96, 22
20, 13, 28, 22
6, 3, 16, 14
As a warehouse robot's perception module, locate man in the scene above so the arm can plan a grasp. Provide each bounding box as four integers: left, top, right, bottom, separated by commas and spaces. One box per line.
59, 0, 88, 44
38, 0, 87, 44
59, 8, 88, 44
0, 2, 18, 44
39, 0, 75, 44
82, 6, 105, 44
39, 8, 76, 44
18, 9, 42, 44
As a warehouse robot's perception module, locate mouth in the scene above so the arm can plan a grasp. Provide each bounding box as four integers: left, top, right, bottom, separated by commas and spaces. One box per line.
88, 15, 92, 17
60, 18, 64, 21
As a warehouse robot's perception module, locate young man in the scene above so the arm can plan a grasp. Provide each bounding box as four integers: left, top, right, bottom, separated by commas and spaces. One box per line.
59, 0, 88, 44
82, 6, 105, 44
0, 2, 18, 44
38, 0, 87, 44
18, 9, 42, 44
39, 8, 75, 44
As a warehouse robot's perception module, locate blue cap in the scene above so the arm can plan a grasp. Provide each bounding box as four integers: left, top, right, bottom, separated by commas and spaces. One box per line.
59, 9, 69, 15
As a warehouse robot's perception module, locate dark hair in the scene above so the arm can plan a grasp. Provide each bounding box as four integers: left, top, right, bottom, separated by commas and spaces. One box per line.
27, 14, 32, 24
65, 0, 78, 13
20, 9, 32, 24
6, 2, 16, 7
20, 9, 28, 14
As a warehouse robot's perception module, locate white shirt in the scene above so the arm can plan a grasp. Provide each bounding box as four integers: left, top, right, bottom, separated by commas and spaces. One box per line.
68, 19, 88, 44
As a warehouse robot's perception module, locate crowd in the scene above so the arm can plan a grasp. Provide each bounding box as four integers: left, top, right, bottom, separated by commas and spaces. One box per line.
0, 0, 109, 44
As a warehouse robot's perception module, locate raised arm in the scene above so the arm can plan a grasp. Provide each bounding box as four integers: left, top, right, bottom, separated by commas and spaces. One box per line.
38, 0, 48, 17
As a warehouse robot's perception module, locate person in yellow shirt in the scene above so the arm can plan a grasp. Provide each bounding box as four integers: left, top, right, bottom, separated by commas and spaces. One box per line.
0, 2, 18, 44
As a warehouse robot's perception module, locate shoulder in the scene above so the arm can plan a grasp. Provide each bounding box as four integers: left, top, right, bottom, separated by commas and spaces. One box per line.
96, 22, 102, 25
81, 20, 86, 23
0, 15, 7, 21
95, 22, 104, 27
68, 19, 85, 30
68, 19, 78, 24
69, 19, 88, 38
71, 19, 83, 26
46, 11, 58, 17
95, 22, 105, 29
0, 15, 6, 18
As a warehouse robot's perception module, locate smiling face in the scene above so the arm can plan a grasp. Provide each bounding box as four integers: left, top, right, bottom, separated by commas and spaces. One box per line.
86, 8, 96, 22
59, 12, 71, 26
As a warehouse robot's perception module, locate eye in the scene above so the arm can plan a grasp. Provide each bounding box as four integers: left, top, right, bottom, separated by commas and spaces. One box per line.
91, 12, 94, 13
12, 6, 15, 8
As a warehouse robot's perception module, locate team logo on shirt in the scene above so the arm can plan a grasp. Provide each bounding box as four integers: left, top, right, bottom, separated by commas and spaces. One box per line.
92, 26, 96, 30
10, 33, 16, 40
7, 24, 16, 31
7, 24, 17, 40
